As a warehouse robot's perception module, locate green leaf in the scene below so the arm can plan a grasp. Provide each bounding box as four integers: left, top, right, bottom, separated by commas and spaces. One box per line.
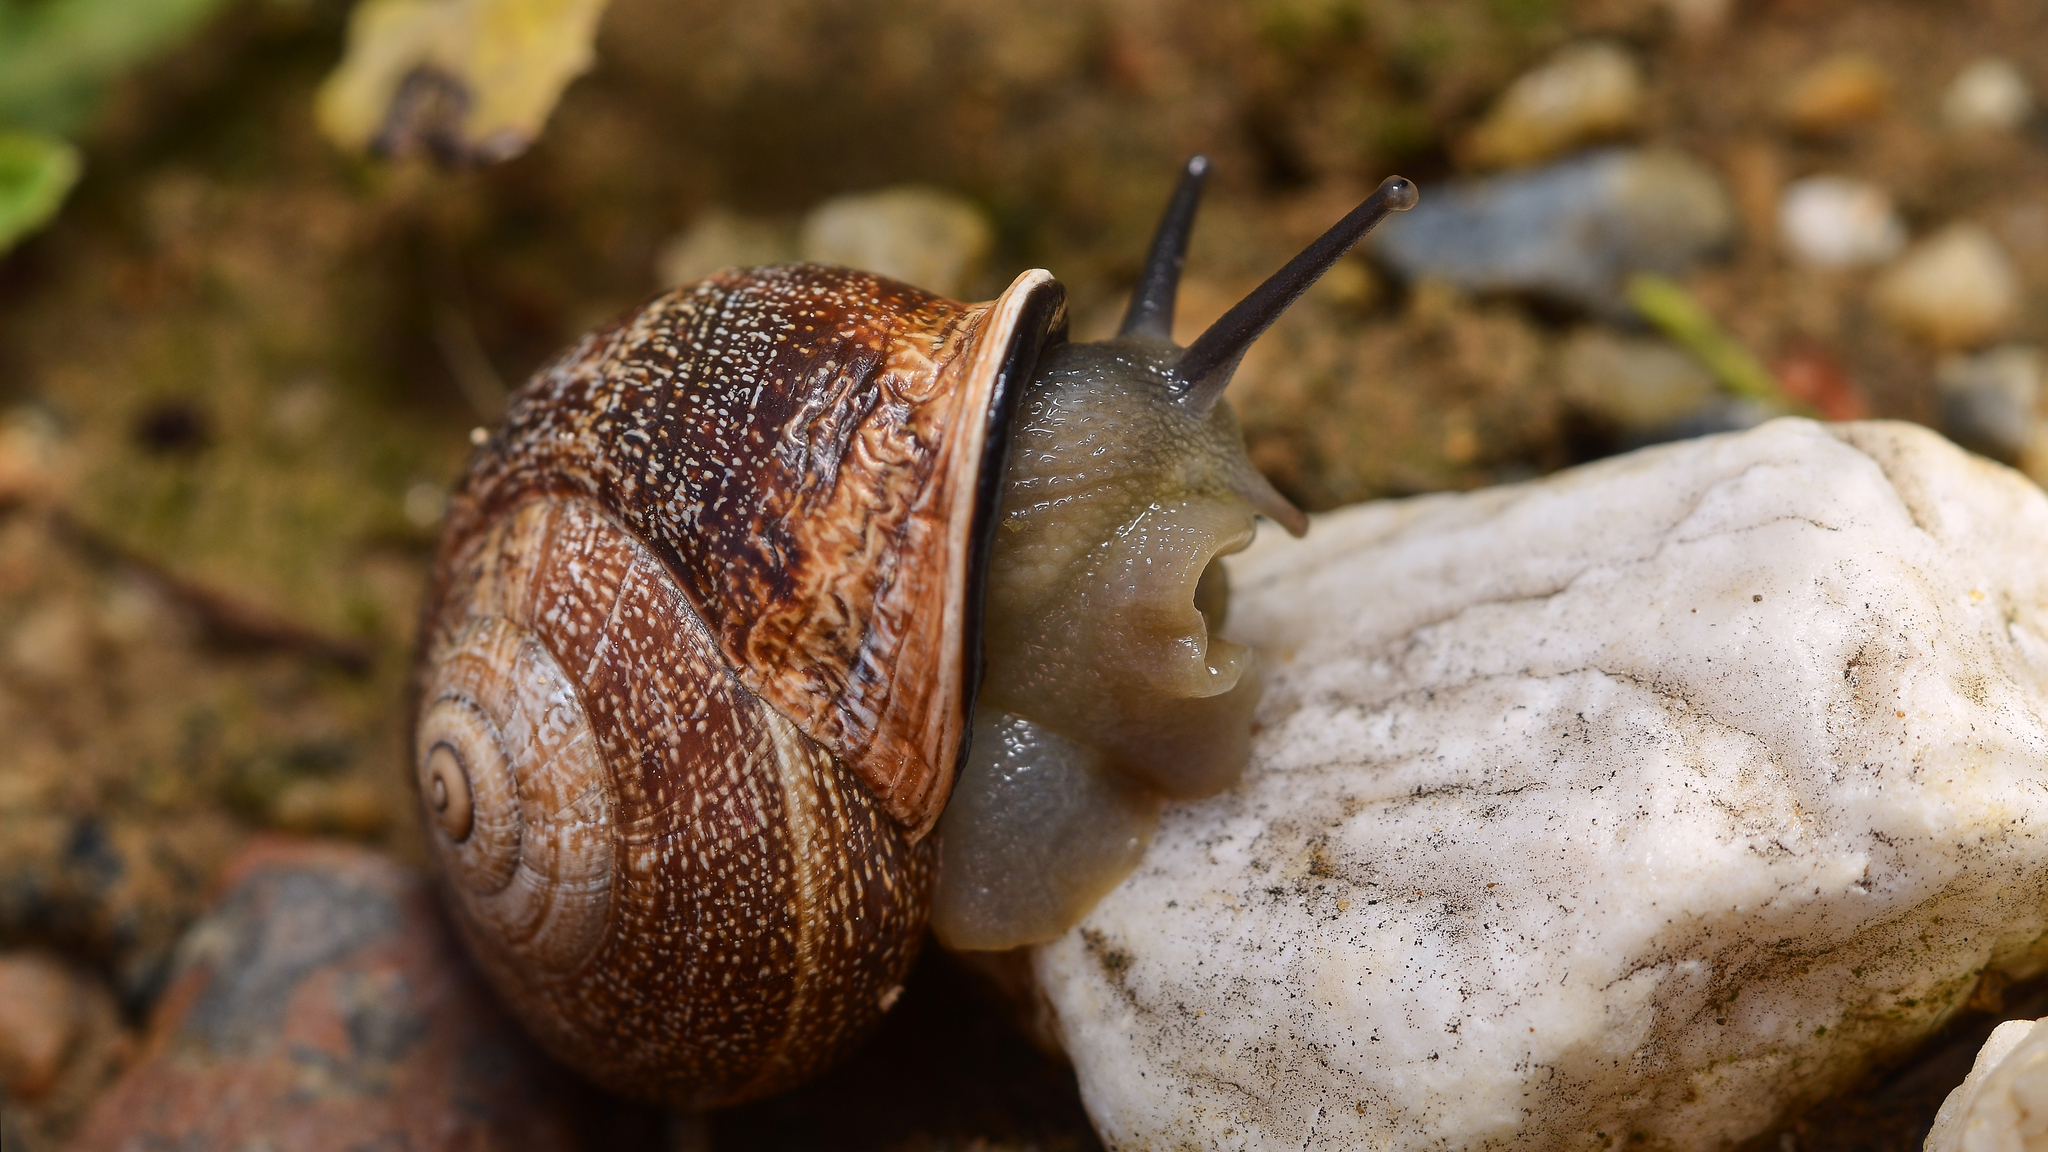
0, 128, 81, 254
1625, 273, 1801, 413
0, 0, 235, 136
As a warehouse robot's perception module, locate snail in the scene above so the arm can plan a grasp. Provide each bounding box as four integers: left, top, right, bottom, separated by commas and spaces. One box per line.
411, 158, 1417, 1108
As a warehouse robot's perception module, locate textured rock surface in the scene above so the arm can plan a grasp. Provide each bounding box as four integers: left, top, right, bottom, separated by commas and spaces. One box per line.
1034, 418, 2048, 1151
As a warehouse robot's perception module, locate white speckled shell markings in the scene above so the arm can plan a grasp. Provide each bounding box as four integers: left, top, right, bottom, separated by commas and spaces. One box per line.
416, 615, 615, 977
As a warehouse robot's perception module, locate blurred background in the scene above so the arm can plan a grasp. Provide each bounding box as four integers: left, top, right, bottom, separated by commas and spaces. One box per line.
0, 0, 2043, 1148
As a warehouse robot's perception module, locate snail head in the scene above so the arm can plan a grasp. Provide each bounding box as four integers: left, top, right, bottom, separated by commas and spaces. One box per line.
939, 159, 1417, 949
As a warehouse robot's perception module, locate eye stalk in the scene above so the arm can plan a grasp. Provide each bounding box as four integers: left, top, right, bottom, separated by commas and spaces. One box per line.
1119, 154, 1211, 340
1168, 172, 1418, 411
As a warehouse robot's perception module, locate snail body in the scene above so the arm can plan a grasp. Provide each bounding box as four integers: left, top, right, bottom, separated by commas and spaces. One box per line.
413, 164, 1416, 1107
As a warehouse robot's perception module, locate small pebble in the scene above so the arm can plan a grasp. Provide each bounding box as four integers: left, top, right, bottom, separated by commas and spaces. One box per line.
1942, 58, 2034, 134
0, 952, 127, 1151
1774, 347, 1867, 422
265, 378, 334, 445
1779, 52, 1890, 136
655, 207, 795, 287
1463, 41, 1643, 170
1304, 255, 1383, 314
1560, 329, 1721, 436
68, 838, 638, 1152
0, 407, 60, 503
95, 577, 178, 649
798, 185, 994, 299
5, 601, 93, 685
1777, 176, 1905, 269
402, 479, 446, 529
1657, 0, 1730, 37
1373, 148, 1736, 316
0, 953, 88, 1101
1873, 223, 2022, 350
1935, 343, 2045, 465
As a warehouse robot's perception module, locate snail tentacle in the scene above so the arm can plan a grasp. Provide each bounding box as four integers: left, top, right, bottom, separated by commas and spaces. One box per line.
1173, 173, 1418, 410
1118, 154, 1210, 340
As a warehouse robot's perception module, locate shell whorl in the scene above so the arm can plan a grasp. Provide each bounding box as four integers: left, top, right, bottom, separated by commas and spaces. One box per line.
416, 613, 613, 977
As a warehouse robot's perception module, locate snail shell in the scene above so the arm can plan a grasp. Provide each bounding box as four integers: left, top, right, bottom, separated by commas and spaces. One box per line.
415, 267, 1061, 1105
412, 165, 1416, 1108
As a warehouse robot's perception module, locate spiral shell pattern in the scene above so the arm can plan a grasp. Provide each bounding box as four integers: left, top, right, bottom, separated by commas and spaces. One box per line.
416, 495, 935, 1107
416, 614, 613, 977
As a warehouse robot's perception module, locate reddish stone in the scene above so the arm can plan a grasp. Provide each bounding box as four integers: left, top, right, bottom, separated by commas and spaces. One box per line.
1776, 347, 1869, 421
68, 837, 655, 1152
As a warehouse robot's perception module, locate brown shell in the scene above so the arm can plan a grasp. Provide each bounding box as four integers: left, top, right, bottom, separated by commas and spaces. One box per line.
412, 265, 1064, 1106
436, 265, 1065, 836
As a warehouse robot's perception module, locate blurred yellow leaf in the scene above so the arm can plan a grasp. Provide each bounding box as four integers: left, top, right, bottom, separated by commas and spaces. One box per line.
315, 0, 609, 165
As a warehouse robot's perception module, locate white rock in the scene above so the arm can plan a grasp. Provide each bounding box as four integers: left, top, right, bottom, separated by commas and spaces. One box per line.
1873, 223, 2023, 350
1778, 175, 1905, 268
1034, 419, 2048, 1152
797, 185, 994, 299
1926, 1017, 2048, 1152
1943, 58, 2034, 134
1464, 41, 1643, 170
